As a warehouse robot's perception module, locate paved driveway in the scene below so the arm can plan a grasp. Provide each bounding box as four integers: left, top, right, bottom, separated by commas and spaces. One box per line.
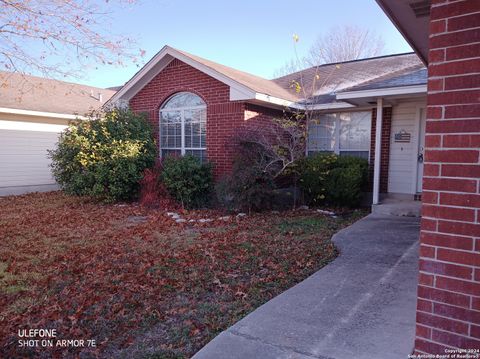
193, 214, 420, 359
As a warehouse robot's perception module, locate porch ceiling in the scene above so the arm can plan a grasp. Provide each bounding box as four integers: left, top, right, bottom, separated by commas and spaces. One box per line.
375, 0, 430, 64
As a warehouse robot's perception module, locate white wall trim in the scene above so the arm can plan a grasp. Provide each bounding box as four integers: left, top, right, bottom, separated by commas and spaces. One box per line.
336, 84, 427, 100
0, 107, 86, 120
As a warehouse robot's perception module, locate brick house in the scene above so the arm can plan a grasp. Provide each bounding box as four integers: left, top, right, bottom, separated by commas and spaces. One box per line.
110, 46, 429, 205
108, 0, 479, 353
376, 0, 480, 354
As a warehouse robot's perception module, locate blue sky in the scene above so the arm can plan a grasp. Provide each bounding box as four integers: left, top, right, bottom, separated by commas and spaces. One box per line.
79, 0, 412, 88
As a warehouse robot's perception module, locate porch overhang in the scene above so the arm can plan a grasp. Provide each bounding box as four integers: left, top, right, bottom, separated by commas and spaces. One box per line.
336, 84, 427, 107
375, 0, 430, 64
335, 85, 427, 206
336, 84, 427, 101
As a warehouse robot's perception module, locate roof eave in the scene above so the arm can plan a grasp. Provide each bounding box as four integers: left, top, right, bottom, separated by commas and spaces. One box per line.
375, 0, 429, 65
253, 93, 301, 110
0, 107, 87, 120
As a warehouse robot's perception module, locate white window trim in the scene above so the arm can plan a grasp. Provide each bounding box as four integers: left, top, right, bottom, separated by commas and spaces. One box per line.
159, 101, 206, 158
307, 111, 372, 161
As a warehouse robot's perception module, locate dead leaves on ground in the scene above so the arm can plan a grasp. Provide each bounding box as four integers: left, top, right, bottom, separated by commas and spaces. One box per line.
0, 192, 365, 358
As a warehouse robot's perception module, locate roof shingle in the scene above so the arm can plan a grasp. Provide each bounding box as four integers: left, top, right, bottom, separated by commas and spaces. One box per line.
173, 48, 299, 102
272, 53, 426, 104
0, 72, 116, 116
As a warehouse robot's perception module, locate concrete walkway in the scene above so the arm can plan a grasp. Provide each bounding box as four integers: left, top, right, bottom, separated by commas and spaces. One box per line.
193, 214, 420, 359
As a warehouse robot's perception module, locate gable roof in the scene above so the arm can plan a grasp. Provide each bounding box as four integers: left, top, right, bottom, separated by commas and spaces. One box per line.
173, 48, 298, 102
110, 46, 427, 110
0, 71, 116, 117
109, 46, 299, 108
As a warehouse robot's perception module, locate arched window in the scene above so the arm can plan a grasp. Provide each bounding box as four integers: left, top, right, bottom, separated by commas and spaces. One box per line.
159, 92, 207, 162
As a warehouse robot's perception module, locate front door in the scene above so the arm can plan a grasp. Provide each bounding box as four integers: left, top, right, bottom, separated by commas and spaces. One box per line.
416, 108, 426, 192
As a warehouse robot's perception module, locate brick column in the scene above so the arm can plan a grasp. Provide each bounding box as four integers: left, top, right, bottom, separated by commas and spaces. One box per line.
369, 107, 392, 194
415, 0, 480, 354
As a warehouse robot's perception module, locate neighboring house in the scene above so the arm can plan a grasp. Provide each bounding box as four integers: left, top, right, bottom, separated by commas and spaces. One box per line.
376, 0, 480, 354
110, 46, 428, 205
0, 72, 116, 195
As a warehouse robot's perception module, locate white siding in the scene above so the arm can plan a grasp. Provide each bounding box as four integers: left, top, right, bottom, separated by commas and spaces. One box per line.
388, 101, 426, 194
0, 120, 67, 191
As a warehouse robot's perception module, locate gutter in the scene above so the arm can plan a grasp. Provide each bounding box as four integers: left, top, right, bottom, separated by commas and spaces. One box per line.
0, 107, 87, 120
336, 84, 427, 100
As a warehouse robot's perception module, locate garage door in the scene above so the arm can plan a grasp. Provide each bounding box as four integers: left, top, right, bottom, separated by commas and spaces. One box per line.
0, 120, 67, 194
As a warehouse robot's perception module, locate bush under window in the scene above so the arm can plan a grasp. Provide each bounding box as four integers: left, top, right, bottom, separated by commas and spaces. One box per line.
49, 108, 157, 202
160, 155, 214, 209
300, 153, 368, 207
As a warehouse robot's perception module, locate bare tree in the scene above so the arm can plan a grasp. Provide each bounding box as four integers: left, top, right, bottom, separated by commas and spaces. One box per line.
236, 116, 306, 181
306, 25, 385, 66
0, 0, 144, 79
272, 58, 304, 78
233, 35, 342, 209
273, 25, 385, 77
251, 34, 340, 176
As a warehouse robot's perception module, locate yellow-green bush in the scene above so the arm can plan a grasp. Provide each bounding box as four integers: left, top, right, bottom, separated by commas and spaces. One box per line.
49, 109, 157, 202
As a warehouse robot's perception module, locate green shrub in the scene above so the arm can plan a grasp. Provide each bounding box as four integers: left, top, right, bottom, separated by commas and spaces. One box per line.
326, 156, 369, 207
300, 153, 368, 207
298, 153, 338, 205
160, 155, 213, 209
49, 108, 157, 202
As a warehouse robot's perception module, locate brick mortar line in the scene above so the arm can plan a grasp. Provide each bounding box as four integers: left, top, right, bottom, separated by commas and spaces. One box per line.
417, 297, 479, 312
419, 244, 480, 255
419, 269, 476, 283
417, 309, 480, 331
430, 26, 480, 37
417, 284, 480, 300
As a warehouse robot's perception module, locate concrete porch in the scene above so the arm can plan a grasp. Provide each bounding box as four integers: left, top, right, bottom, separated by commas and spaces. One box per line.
372, 196, 422, 217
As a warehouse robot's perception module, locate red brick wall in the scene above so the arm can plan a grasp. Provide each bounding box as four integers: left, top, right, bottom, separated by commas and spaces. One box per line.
415, 0, 480, 354
369, 107, 392, 193
129, 58, 246, 176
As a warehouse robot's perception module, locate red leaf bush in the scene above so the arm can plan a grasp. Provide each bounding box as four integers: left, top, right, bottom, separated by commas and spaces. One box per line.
139, 163, 176, 209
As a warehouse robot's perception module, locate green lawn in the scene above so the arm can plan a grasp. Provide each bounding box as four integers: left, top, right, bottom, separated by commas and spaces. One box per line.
0, 191, 365, 358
